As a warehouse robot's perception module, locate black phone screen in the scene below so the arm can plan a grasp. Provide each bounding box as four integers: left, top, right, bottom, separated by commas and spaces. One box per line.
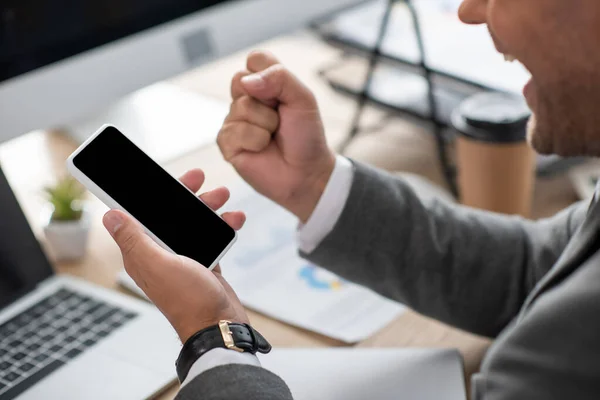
72, 126, 235, 267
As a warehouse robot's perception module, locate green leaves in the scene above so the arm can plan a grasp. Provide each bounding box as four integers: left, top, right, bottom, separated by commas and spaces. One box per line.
44, 177, 86, 222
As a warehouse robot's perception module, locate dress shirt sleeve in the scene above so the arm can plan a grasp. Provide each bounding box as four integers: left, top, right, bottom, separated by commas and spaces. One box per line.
297, 155, 354, 253
181, 349, 261, 388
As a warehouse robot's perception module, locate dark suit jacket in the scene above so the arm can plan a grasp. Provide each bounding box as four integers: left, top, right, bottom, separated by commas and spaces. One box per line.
179, 161, 598, 400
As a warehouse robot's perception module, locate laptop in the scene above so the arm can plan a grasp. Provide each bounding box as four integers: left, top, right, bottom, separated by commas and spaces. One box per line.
259, 348, 467, 400
0, 164, 180, 399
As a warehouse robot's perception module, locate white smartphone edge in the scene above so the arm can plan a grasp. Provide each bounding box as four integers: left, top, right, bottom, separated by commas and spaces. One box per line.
66, 124, 237, 271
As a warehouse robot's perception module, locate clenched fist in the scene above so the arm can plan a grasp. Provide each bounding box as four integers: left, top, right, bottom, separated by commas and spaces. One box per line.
217, 51, 336, 223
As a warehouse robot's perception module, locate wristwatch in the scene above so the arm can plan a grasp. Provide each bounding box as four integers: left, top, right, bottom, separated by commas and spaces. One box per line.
175, 320, 272, 382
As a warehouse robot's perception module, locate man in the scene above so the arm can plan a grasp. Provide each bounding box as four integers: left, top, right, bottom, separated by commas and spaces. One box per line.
102, 0, 600, 399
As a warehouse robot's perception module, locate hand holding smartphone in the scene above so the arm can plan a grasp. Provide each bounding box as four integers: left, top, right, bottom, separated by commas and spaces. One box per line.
67, 125, 237, 270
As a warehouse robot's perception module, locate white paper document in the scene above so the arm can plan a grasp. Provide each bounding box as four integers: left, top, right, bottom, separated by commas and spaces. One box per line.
218, 182, 406, 343
119, 181, 406, 343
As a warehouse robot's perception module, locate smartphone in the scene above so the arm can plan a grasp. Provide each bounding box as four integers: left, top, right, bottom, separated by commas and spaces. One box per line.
67, 124, 237, 270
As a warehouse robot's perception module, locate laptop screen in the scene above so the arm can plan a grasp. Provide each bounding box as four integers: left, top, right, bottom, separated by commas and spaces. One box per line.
0, 164, 54, 308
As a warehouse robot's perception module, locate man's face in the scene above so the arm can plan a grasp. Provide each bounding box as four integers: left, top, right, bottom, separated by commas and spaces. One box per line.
458, 0, 600, 157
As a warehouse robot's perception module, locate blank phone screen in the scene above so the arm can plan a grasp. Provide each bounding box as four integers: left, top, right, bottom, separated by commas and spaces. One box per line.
73, 126, 235, 267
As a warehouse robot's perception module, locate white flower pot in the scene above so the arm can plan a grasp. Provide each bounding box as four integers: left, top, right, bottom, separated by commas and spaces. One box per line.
43, 207, 91, 262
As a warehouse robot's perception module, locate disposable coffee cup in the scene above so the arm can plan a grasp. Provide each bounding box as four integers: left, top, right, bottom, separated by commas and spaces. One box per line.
452, 92, 535, 217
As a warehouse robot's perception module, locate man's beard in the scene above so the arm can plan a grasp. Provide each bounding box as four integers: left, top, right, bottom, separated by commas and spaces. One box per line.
527, 77, 600, 157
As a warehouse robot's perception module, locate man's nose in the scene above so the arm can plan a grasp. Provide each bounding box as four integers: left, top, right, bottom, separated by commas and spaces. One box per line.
458, 0, 487, 25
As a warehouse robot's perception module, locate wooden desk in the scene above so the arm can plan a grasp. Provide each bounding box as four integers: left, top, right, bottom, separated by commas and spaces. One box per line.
0, 32, 578, 399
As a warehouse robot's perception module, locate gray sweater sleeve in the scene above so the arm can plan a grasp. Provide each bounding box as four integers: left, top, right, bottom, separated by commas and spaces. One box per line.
301, 161, 586, 338
175, 365, 293, 400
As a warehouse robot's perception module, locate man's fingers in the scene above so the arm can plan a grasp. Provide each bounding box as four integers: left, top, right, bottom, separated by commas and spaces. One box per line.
198, 189, 245, 230
179, 169, 205, 193
241, 64, 317, 109
226, 96, 280, 132
246, 50, 280, 73
242, 51, 282, 108
231, 70, 251, 100
218, 121, 272, 161
199, 187, 230, 211
222, 211, 246, 231
103, 210, 169, 275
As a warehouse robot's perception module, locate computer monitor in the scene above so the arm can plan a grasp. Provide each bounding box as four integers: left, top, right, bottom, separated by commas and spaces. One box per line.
0, 0, 362, 143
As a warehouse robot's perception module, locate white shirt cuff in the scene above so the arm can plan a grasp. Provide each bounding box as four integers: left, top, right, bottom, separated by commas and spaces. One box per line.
180, 348, 261, 388
297, 155, 354, 253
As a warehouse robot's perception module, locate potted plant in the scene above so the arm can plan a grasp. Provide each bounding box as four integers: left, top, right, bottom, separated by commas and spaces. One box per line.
43, 177, 90, 261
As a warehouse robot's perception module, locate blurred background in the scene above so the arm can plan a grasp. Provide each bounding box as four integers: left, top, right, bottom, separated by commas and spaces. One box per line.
2, 0, 594, 203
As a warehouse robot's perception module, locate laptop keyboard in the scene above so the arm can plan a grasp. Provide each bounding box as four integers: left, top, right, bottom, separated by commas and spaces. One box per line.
0, 288, 138, 399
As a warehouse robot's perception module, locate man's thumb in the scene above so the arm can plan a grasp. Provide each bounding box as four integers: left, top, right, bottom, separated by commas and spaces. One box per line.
241, 64, 317, 109
103, 210, 155, 260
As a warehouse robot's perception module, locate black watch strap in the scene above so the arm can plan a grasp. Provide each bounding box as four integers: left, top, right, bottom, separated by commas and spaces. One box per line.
176, 321, 272, 382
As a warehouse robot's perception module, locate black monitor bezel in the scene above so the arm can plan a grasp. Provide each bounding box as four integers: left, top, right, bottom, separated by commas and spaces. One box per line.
0, 0, 230, 83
